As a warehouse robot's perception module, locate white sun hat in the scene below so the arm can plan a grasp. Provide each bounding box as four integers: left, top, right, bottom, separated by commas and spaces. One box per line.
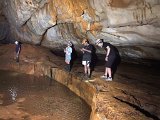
95, 39, 102, 45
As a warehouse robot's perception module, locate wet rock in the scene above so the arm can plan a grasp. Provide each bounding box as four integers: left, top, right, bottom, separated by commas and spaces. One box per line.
0, 39, 160, 120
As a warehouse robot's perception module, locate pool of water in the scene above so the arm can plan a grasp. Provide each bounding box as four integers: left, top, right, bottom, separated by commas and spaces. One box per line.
0, 70, 91, 120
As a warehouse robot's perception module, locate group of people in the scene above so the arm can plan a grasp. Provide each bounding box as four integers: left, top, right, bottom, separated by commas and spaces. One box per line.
14, 38, 119, 81
64, 38, 120, 81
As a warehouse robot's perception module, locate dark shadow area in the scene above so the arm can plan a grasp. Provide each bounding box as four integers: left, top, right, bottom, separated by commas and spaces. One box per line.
114, 97, 160, 120
94, 54, 106, 66
112, 46, 121, 78
122, 57, 160, 70
90, 44, 98, 75
70, 44, 77, 71
50, 49, 64, 57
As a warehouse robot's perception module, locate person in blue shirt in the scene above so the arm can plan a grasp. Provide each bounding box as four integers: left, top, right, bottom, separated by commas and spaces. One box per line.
15, 41, 21, 62
64, 41, 73, 72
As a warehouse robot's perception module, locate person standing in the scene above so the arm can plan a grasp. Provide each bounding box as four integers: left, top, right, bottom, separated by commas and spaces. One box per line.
96, 39, 118, 81
15, 41, 21, 62
81, 39, 92, 78
64, 41, 73, 72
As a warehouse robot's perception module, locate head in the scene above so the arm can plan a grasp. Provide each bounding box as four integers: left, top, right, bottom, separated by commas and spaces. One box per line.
95, 39, 103, 47
67, 41, 72, 47
15, 41, 19, 45
82, 39, 89, 46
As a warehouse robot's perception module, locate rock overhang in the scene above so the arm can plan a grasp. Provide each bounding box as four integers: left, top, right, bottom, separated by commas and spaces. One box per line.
0, 0, 160, 63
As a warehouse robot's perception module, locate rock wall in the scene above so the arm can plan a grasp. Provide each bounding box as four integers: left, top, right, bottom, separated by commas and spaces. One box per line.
1, 44, 160, 120
1, 0, 160, 61
0, 1, 11, 43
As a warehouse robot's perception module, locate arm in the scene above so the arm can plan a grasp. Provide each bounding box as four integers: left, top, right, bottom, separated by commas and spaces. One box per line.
106, 46, 110, 57
105, 46, 110, 61
82, 48, 91, 53
81, 45, 92, 53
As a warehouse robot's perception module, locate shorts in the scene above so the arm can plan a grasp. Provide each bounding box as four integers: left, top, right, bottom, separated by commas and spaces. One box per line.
82, 61, 90, 67
65, 55, 71, 62
65, 58, 71, 63
105, 56, 116, 68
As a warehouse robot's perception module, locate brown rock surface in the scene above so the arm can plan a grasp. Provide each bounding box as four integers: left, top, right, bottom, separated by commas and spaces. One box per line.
0, 0, 160, 62
0, 44, 160, 120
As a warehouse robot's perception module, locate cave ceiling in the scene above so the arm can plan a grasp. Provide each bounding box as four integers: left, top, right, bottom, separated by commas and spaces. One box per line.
0, 0, 160, 61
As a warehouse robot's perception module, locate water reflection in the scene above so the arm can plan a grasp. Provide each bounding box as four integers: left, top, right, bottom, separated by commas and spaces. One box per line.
8, 86, 17, 101
0, 70, 91, 120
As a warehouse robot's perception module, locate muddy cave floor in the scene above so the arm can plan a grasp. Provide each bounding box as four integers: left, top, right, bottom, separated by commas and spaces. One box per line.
70, 60, 160, 119
0, 44, 160, 120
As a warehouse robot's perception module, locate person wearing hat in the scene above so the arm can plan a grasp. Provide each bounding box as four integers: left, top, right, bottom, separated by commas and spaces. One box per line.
15, 41, 21, 62
95, 39, 117, 81
81, 39, 93, 79
64, 41, 73, 72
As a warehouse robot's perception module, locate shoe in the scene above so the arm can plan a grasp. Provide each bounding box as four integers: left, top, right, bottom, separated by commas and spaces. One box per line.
100, 75, 108, 79
84, 79, 89, 82
106, 77, 112, 81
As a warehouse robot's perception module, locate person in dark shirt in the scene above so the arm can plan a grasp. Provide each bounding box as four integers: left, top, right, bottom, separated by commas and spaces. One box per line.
15, 41, 21, 62
81, 39, 92, 79
96, 39, 118, 81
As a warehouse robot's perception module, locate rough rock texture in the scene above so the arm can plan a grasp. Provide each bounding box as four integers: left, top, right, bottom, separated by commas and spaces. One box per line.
0, 1, 11, 43
1, 0, 160, 62
0, 44, 160, 120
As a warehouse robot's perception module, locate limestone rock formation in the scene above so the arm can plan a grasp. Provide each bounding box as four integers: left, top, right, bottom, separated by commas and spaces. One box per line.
0, 44, 160, 120
0, 1, 11, 43
1, 0, 160, 62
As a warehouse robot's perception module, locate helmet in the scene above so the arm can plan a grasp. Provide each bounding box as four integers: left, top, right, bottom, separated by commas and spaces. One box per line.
95, 39, 102, 45
15, 41, 18, 44
82, 39, 89, 45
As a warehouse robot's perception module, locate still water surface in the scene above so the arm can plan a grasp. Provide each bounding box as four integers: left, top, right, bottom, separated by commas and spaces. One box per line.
0, 70, 91, 120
